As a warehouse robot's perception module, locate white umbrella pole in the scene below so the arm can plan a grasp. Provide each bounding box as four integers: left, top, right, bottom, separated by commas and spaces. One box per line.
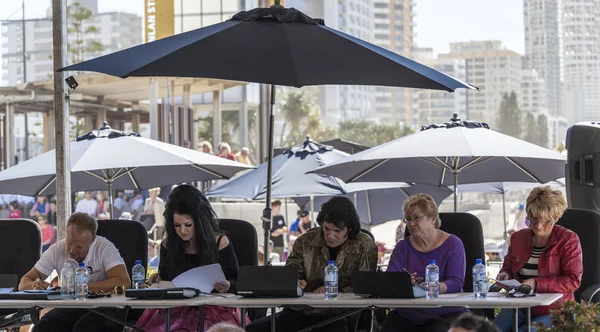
365, 191, 372, 229
502, 193, 508, 242
453, 172, 458, 212
107, 180, 114, 218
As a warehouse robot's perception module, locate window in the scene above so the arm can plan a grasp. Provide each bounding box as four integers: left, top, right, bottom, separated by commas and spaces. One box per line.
375, 13, 388, 19
375, 24, 389, 30
375, 3, 388, 9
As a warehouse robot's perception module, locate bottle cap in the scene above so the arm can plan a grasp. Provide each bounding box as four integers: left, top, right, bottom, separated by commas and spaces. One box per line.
476, 258, 482, 264
135, 260, 142, 265
428, 259, 436, 265
79, 262, 85, 267
328, 260, 335, 266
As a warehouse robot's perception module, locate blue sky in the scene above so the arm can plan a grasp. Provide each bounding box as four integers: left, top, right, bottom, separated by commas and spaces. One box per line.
0, 0, 525, 55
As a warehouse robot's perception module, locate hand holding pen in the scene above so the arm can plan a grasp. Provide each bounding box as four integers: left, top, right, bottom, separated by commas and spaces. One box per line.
402, 267, 424, 285
33, 271, 51, 290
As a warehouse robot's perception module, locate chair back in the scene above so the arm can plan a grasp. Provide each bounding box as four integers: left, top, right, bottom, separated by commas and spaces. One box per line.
218, 219, 258, 267
558, 208, 600, 302
97, 219, 148, 274
404, 212, 485, 292
0, 219, 41, 287
360, 228, 375, 241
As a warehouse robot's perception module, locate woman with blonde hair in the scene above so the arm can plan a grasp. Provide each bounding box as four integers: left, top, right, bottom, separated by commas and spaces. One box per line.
494, 186, 582, 331
382, 193, 467, 332
141, 188, 166, 237
200, 141, 214, 154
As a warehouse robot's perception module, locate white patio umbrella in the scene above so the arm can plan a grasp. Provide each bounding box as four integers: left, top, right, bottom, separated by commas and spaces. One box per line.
0, 124, 253, 216
312, 114, 567, 211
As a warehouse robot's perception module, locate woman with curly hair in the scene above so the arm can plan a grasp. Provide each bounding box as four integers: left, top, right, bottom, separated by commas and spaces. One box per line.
246, 196, 378, 332
138, 184, 242, 330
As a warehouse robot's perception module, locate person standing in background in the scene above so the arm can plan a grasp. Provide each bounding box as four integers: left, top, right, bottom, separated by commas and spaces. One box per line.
269, 200, 287, 259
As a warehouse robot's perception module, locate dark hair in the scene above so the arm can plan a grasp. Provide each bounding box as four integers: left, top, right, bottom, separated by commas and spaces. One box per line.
450, 313, 499, 332
163, 184, 220, 278
271, 200, 282, 208
316, 196, 361, 239
9, 200, 20, 210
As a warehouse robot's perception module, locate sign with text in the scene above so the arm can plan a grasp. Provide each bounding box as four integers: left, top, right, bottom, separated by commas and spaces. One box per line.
144, 0, 174, 43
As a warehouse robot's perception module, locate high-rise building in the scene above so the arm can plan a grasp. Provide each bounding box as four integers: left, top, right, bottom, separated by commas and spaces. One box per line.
286, 0, 376, 126
1, 7, 141, 86
414, 50, 467, 126
522, 0, 562, 117
520, 69, 548, 115
439, 41, 522, 126
372, 0, 414, 125
561, 0, 600, 122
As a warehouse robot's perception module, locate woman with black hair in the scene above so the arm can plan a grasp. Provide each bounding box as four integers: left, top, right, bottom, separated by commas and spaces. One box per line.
138, 185, 243, 330
246, 196, 378, 332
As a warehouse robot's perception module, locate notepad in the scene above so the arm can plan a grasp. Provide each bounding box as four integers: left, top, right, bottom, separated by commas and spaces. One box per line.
496, 279, 522, 289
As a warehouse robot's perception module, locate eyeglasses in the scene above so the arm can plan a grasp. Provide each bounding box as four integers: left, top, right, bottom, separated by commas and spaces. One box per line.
404, 215, 425, 223
527, 216, 555, 227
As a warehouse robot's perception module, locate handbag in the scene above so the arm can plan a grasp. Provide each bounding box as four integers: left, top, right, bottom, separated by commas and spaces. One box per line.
136, 305, 250, 331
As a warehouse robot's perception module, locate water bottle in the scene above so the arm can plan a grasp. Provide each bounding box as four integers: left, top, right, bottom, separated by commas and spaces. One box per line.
324, 260, 338, 299
425, 259, 439, 299
473, 258, 487, 299
75, 262, 88, 300
60, 263, 75, 300
132, 260, 146, 289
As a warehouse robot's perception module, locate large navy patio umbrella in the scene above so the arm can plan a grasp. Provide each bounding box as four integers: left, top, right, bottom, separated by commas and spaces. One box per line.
275, 138, 370, 156
59, 2, 477, 260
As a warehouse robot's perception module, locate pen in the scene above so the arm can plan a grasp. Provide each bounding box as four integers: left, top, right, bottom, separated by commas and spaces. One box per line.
36, 271, 43, 282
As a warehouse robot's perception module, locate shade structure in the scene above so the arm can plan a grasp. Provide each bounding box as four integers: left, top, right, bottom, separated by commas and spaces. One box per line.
0, 126, 252, 197
312, 115, 567, 212
59, 5, 477, 262
293, 184, 452, 226
275, 138, 370, 156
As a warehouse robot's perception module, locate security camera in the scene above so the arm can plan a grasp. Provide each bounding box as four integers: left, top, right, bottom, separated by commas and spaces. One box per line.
65, 76, 78, 90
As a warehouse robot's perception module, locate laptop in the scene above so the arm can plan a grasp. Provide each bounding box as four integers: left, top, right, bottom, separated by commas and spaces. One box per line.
9, 290, 62, 300
125, 287, 199, 300
237, 265, 303, 298
353, 271, 426, 298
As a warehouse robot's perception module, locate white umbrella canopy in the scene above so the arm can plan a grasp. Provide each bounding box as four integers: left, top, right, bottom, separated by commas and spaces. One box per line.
0, 126, 253, 197
312, 115, 567, 211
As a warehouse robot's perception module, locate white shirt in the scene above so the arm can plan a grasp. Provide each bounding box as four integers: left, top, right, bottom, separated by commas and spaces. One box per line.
35, 236, 125, 283
75, 198, 98, 217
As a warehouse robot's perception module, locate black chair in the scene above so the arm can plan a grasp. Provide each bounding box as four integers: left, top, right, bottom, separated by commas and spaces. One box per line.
404, 212, 486, 293
218, 218, 259, 267
360, 228, 375, 241
558, 208, 600, 302
0, 218, 42, 328
96, 219, 148, 278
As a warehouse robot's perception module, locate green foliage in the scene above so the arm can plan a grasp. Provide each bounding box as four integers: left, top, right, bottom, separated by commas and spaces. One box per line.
337, 120, 414, 146
536, 114, 549, 148
496, 91, 522, 138
67, 1, 105, 65
535, 301, 600, 332
522, 112, 537, 144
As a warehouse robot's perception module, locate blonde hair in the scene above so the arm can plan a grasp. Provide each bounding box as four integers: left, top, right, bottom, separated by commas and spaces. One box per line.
199, 141, 213, 153
149, 187, 161, 195
525, 186, 567, 222
67, 212, 98, 236
403, 193, 441, 228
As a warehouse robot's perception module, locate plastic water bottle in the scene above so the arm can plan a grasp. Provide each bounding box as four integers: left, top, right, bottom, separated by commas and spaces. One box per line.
75, 262, 88, 300
425, 259, 439, 299
132, 260, 146, 289
473, 258, 487, 299
60, 263, 75, 300
324, 260, 338, 299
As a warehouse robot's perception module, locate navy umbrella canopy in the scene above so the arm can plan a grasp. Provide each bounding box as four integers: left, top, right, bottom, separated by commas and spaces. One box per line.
59, 4, 477, 262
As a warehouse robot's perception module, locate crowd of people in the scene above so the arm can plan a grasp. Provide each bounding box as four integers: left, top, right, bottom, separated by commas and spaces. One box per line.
199, 141, 254, 166
10, 184, 581, 331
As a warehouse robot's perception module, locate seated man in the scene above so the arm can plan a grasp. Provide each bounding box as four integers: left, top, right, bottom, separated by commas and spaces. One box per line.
19, 212, 131, 332
246, 196, 378, 332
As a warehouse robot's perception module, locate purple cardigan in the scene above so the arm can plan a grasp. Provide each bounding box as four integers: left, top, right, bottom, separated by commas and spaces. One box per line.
387, 234, 468, 324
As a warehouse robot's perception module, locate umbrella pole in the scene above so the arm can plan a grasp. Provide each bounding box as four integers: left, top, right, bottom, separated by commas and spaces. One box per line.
502, 193, 507, 242
310, 196, 315, 228
365, 191, 372, 230
262, 84, 276, 265
107, 180, 114, 218
453, 171, 458, 212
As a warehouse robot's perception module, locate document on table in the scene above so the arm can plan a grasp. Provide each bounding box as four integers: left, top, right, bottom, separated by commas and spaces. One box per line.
496, 279, 522, 288
172, 263, 226, 293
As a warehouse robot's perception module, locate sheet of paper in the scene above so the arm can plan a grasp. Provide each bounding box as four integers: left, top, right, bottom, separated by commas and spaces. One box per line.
150, 281, 175, 289
172, 263, 226, 294
496, 279, 522, 288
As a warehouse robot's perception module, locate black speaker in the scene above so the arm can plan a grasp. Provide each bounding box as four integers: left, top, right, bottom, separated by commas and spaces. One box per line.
566, 122, 600, 211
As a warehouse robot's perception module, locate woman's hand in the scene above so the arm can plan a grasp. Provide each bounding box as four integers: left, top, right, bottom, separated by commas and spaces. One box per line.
148, 273, 161, 284
496, 271, 510, 281
214, 281, 231, 293
298, 280, 307, 289
313, 286, 325, 293
521, 278, 536, 292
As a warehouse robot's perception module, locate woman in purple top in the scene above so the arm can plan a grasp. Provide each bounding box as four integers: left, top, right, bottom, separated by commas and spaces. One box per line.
382, 193, 468, 332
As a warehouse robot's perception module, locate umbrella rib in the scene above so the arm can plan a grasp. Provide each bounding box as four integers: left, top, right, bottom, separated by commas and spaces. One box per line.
83, 171, 107, 181
37, 177, 57, 196
126, 168, 140, 189
348, 159, 389, 182
457, 156, 490, 171
190, 163, 228, 180
504, 157, 542, 182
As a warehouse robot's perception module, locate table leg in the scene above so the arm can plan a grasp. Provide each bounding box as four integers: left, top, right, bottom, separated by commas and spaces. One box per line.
271, 307, 276, 332
513, 309, 519, 332
370, 308, 375, 332
241, 308, 247, 328
165, 308, 171, 332
526, 307, 531, 332
199, 306, 205, 332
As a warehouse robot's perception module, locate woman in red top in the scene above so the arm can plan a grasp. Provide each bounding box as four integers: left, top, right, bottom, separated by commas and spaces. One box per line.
8, 201, 21, 218
494, 186, 583, 332
38, 215, 55, 252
